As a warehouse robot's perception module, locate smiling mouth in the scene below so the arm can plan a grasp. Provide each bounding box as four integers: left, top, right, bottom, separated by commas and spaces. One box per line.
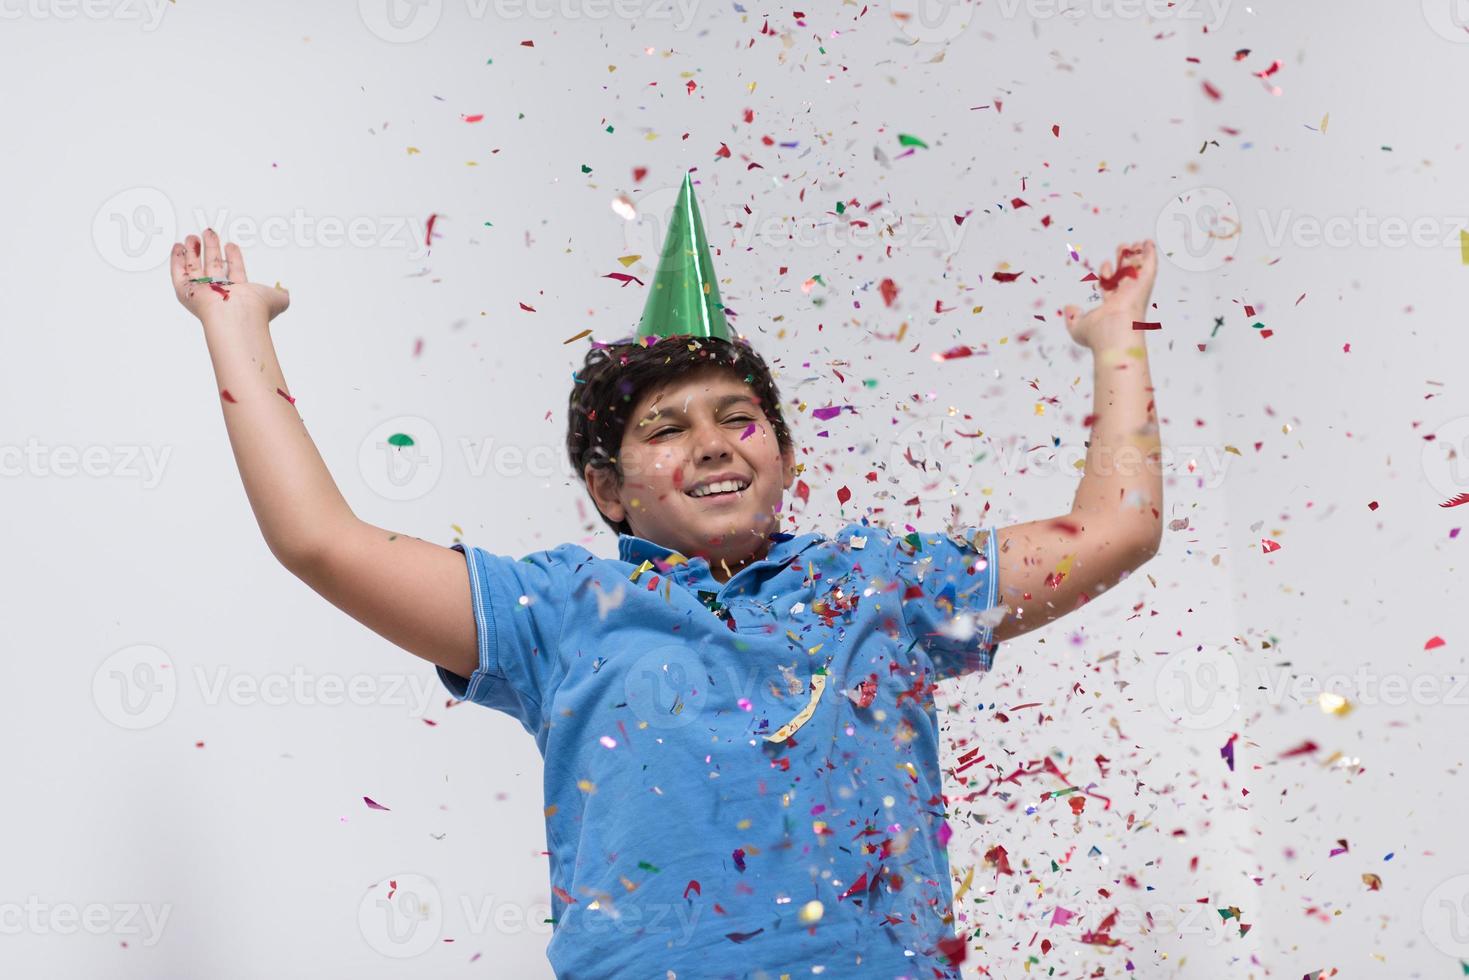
685, 480, 751, 501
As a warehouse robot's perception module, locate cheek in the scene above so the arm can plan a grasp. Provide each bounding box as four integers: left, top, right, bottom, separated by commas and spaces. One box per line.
622, 448, 676, 490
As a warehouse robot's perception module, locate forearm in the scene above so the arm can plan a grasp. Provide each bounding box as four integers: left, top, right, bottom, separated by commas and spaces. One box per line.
201, 309, 354, 567
1069, 319, 1163, 552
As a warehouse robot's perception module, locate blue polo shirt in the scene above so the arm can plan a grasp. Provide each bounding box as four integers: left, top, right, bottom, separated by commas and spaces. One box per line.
437, 518, 1001, 979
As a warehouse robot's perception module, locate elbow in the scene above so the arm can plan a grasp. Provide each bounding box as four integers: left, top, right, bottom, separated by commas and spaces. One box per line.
1131, 523, 1163, 564
269, 534, 330, 578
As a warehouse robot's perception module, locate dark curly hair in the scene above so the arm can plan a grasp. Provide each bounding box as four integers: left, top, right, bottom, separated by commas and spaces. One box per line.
566, 334, 794, 537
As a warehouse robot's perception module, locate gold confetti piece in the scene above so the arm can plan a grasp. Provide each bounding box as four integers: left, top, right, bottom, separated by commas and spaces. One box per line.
799, 900, 824, 923
617, 254, 640, 267
577, 779, 596, 793
407, 146, 421, 155
1361, 873, 1382, 891
629, 559, 655, 582
1462, 229, 1469, 265
764, 674, 827, 743
954, 864, 976, 901
563, 328, 593, 344
1320, 112, 1330, 134
1318, 691, 1352, 716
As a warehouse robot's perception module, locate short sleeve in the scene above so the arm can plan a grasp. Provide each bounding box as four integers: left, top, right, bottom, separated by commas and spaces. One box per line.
436, 542, 576, 736
891, 526, 1002, 682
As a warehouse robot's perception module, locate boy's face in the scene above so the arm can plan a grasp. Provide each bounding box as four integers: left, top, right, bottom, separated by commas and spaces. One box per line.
586, 366, 797, 578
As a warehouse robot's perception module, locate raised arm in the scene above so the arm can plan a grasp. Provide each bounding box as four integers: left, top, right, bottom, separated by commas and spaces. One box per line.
991, 240, 1164, 644
169, 229, 477, 680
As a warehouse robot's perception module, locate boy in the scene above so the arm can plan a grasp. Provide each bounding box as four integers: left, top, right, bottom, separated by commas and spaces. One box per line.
168, 177, 1161, 978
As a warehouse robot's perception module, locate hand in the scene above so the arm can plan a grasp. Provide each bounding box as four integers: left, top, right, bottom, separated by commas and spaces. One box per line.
1063, 239, 1158, 349
170, 228, 290, 325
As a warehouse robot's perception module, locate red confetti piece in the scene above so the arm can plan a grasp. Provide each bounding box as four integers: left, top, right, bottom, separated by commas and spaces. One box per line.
984, 844, 1013, 875
1439, 492, 1469, 508
208, 283, 230, 300
846, 673, 878, 709
1010, 197, 1029, 209
1203, 80, 1223, 100
1425, 636, 1447, 650
632, 166, 648, 183
1051, 124, 1060, 137
276, 387, 296, 406
552, 885, 578, 904
520, 39, 534, 46
1097, 264, 1139, 291
837, 872, 869, 901
425, 213, 439, 248
878, 277, 899, 307
603, 272, 644, 287
220, 389, 237, 403
363, 796, 390, 810
992, 270, 1023, 283
519, 302, 537, 312
462, 113, 484, 123
933, 345, 975, 361
1260, 538, 1281, 553
1132, 321, 1162, 331
725, 928, 765, 943
1278, 740, 1319, 758
836, 486, 851, 506
683, 880, 701, 899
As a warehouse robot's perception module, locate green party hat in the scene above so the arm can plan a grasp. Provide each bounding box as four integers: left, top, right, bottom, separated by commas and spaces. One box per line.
635, 172, 732, 342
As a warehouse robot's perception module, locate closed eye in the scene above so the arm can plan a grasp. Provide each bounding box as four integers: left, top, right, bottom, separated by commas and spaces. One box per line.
651, 415, 755, 438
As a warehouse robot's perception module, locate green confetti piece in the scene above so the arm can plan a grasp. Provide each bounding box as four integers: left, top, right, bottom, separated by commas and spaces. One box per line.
897, 133, 928, 148
605, 125, 614, 133
637, 860, 660, 873
835, 201, 845, 214
581, 164, 593, 173
387, 433, 415, 447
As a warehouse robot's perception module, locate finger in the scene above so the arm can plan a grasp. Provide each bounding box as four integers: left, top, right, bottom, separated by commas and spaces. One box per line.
225, 242, 248, 284
203, 228, 227, 278
183, 235, 202, 277
1099, 260, 1114, 284
170, 242, 188, 291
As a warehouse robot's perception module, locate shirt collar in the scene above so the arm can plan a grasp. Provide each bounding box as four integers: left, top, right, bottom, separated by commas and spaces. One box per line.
617, 530, 824, 574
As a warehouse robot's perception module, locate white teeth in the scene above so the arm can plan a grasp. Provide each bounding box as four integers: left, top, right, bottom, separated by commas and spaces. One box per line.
688, 479, 748, 498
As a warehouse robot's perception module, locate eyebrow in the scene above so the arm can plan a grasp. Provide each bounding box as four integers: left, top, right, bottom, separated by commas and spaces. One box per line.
638, 393, 757, 425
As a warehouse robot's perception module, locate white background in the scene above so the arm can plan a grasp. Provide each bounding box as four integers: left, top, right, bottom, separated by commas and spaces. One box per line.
1, 0, 1466, 976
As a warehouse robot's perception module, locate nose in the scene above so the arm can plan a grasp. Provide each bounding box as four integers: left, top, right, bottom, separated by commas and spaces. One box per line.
692, 416, 736, 464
